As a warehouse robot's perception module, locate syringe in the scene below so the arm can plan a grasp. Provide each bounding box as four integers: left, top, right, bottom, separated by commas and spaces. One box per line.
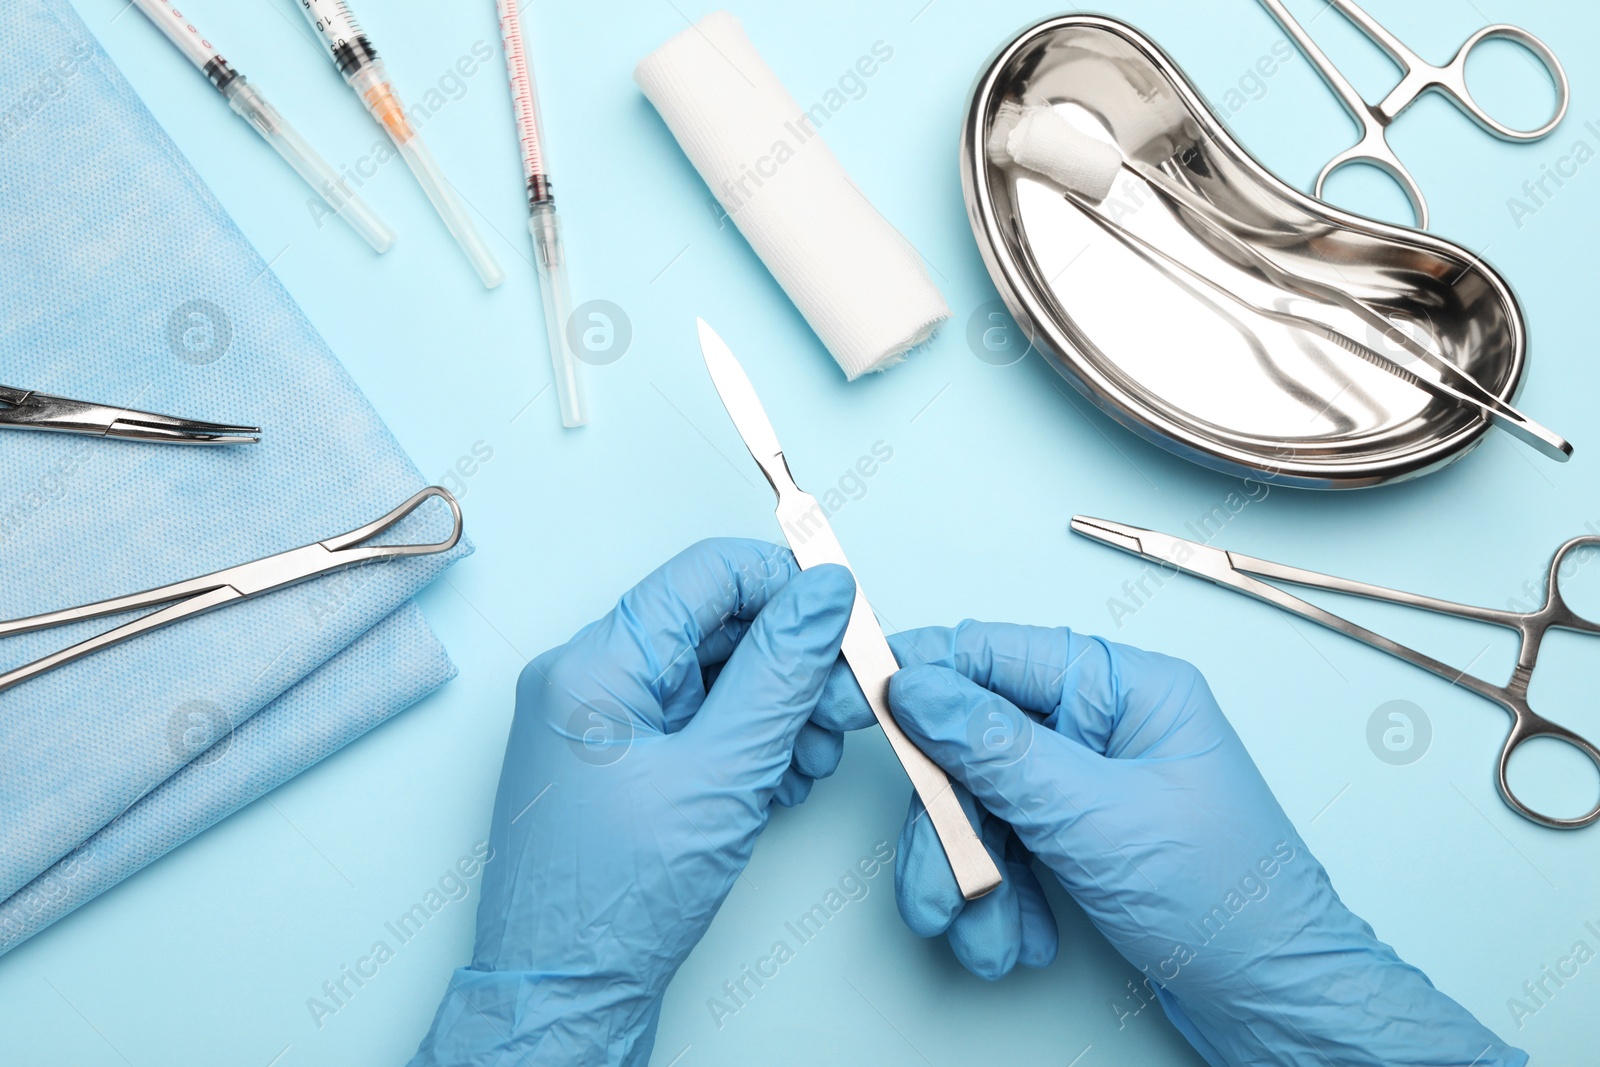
130, 0, 393, 253
294, 0, 505, 289
496, 0, 586, 427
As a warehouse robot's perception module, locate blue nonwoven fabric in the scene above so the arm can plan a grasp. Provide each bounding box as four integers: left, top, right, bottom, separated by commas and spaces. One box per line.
0, 603, 454, 954
0, 0, 470, 940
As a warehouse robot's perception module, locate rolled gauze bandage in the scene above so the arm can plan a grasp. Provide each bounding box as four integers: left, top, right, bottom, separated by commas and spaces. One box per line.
635, 12, 950, 380
987, 101, 1123, 204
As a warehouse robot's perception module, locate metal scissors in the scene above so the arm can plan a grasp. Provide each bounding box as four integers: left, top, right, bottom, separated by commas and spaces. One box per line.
0, 487, 462, 694
1073, 516, 1600, 830
0, 385, 259, 444
1259, 0, 1570, 229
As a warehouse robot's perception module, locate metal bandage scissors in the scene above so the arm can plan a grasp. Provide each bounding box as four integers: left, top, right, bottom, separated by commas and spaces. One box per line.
0, 487, 462, 694
1073, 516, 1600, 830
1259, 0, 1570, 229
0, 385, 259, 444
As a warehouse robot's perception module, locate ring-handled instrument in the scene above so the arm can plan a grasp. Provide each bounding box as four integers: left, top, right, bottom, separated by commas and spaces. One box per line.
1259, 0, 1570, 228
697, 319, 1002, 899
0, 385, 260, 445
1072, 516, 1600, 830
0, 487, 462, 694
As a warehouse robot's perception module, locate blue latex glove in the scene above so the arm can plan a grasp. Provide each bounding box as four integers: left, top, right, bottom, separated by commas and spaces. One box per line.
817, 622, 1525, 1067
407, 539, 856, 1066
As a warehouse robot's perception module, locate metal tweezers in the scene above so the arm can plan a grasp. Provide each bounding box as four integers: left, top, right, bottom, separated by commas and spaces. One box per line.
0, 487, 462, 694
1062, 172, 1572, 462
0, 385, 260, 444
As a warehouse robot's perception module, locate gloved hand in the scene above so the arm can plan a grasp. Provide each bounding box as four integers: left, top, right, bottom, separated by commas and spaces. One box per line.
817, 622, 1525, 1067
407, 539, 856, 1067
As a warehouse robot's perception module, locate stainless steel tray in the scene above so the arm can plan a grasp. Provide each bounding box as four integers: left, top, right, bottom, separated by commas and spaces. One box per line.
961, 14, 1532, 489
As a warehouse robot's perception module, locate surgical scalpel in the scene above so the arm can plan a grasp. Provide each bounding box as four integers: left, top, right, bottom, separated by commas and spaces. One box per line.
0, 487, 461, 694
698, 319, 1002, 900
1073, 516, 1600, 829
0, 385, 259, 444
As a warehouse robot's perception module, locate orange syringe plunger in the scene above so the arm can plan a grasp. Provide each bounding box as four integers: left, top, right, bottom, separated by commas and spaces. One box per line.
357, 72, 414, 144
306, 7, 413, 146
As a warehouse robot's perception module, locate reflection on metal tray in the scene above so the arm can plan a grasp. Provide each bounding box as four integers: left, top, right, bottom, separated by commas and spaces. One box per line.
961, 14, 1534, 490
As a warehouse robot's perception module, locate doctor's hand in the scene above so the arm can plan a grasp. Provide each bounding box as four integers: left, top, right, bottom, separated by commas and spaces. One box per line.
818, 622, 1526, 1067
407, 539, 855, 1067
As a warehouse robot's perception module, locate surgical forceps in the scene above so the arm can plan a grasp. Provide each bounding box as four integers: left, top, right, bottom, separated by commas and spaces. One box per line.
1259, 0, 1570, 228
0, 385, 259, 444
1060, 185, 1571, 461
1073, 516, 1600, 830
0, 487, 462, 694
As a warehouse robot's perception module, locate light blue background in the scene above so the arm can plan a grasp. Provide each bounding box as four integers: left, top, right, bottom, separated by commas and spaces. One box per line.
4, 0, 1597, 1063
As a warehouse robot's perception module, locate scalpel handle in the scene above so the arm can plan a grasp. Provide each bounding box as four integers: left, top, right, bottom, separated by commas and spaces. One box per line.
779, 492, 1002, 901
839, 592, 1004, 900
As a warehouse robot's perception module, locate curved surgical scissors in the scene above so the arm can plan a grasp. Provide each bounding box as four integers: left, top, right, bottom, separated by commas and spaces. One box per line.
1259, 0, 1570, 229
1073, 516, 1600, 830
0, 384, 258, 444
